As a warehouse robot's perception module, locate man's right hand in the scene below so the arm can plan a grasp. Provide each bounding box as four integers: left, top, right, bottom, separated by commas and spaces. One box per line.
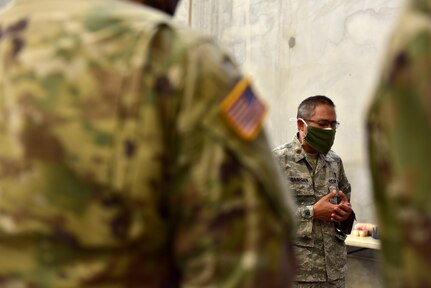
312, 191, 338, 222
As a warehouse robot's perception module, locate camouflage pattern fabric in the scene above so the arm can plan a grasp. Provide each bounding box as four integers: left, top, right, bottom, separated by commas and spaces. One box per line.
0, 0, 296, 287
367, 0, 431, 287
273, 136, 351, 283
295, 278, 344, 288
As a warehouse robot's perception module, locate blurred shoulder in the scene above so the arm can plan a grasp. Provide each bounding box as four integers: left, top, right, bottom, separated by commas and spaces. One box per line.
175, 25, 238, 74
325, 150, 343, 164
272, 142, 294, 157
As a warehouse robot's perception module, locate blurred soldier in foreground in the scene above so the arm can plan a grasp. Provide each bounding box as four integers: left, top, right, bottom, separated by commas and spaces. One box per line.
0, 0, 295, 286
367, 0, 431, 287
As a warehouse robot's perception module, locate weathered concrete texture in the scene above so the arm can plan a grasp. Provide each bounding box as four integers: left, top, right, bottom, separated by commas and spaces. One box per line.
0, 0, 11, 8
175, 0, 404, 224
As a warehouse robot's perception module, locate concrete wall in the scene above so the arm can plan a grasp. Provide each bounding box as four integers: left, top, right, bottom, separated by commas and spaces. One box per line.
175, 0, 405, 224
0, 0, 10, 8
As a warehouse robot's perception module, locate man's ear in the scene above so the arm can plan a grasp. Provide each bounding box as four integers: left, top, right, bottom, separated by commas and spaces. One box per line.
297, 118, 305, 131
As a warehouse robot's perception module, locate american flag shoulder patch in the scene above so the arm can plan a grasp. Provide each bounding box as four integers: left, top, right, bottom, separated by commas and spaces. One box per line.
220, 78, 267, 141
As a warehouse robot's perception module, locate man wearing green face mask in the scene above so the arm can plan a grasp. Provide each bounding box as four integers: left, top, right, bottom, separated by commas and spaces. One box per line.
273, 95, 355, 288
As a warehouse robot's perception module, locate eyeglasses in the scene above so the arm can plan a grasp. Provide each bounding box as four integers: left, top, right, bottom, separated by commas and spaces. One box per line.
303, 119, 340, 130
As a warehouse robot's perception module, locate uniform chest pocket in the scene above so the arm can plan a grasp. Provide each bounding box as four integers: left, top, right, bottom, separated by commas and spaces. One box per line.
328, 178, 338, 190
289, 181, 315, 206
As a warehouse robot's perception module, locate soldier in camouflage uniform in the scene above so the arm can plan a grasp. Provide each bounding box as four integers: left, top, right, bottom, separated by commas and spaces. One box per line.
367, 0, 431, 287
0, 0, 296, 287
273, 96, 354, 288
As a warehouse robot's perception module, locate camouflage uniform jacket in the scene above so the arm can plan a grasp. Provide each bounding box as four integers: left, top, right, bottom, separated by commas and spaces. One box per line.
367, 0, 431, 287
273, 135, 351, 282
0, 0, 296, 287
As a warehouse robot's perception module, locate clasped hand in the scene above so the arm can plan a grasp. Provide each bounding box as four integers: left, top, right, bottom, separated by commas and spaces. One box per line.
312, 190, 352, 222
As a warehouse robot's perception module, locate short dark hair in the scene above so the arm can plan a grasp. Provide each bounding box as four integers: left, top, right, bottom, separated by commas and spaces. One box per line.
296, 95, 335, 119
135, 0, 180, 15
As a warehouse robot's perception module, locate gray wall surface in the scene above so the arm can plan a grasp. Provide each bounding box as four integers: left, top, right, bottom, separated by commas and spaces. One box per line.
0, 0, 10, 8
175, 0, 405, 224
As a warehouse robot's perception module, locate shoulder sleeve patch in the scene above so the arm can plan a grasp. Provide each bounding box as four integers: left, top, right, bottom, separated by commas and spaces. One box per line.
219, 78, 267, 141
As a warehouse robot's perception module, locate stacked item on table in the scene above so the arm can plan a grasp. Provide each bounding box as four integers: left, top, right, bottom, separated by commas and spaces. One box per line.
351, 223, 379, 239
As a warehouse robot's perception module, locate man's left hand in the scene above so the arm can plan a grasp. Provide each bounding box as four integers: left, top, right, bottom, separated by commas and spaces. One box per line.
330, 191, 352, 222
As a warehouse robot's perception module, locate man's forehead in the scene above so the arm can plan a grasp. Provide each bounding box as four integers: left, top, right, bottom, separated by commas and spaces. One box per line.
310, 104, 336, 119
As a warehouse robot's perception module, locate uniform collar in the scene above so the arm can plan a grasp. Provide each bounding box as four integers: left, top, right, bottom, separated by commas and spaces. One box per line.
292, 134, 306, 163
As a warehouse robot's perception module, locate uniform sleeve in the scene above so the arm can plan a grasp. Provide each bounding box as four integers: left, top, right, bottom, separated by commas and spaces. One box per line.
338, 158, 351, 201
295, 206, 314, 238
166, 35, 296, 287
337, 157, 355, 234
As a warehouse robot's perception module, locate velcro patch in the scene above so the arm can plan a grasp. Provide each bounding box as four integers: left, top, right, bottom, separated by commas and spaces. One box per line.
220, 79, 267, 141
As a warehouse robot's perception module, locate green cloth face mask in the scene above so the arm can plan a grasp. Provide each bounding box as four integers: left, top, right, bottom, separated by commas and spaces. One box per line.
300, 119, 336, 154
